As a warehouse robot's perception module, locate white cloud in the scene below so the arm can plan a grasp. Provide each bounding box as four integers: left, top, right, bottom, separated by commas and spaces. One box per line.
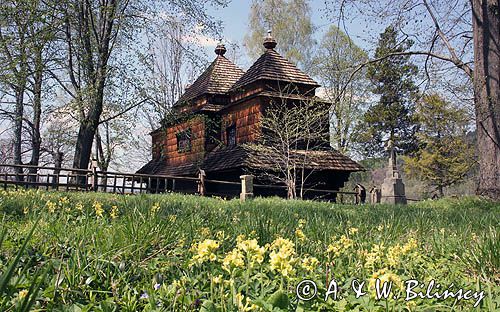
181, 24, 219, 47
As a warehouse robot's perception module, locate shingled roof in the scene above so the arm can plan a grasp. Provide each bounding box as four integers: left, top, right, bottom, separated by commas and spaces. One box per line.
231, 38, 318, 91
175, 44, 244, 106
137, 144, 363, 176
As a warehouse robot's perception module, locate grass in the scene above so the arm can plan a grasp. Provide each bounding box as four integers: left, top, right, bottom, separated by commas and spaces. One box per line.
0, 189, 499, 311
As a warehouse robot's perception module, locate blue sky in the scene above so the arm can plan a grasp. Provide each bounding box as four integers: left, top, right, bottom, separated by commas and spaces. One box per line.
204, 0, 383, 68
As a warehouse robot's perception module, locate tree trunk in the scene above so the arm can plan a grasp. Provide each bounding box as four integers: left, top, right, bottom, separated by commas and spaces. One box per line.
13, 87, 24, 181
72, 80, 105, 170
72, 121, 96, 170
28, 49, 43, 182
472, 0, 500, 200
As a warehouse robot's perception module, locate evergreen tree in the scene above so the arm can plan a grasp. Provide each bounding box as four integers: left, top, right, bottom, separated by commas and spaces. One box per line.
358, 26, 419, 156
403, 94, 475, 197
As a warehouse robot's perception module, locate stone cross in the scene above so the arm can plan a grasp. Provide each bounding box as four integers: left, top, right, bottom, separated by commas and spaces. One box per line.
380, 139, 407, 205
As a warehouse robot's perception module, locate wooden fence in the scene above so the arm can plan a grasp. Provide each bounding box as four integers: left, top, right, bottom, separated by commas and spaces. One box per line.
0, 163, 360, 202
0, 164, 199, 195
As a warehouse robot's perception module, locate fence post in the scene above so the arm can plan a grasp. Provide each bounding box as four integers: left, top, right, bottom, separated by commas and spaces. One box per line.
198, 169, 206, 196
240, 175, 254, 201
90, 159, 98, 192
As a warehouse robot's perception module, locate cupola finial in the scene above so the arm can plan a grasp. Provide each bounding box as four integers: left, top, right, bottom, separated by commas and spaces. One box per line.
215, 40, 227, 56
263, 30, 277, 50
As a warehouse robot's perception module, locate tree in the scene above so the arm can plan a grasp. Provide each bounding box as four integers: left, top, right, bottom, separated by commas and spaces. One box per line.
248, 86, 329, 199
245, 0, 315, 69
472, 0, 500, 199
56, 0, 227, 171
324, 0, 499, 199
403, 94, 475, 197
359, 26, 419, 156
312, 25, 369, 155
140, 15, 204, 130
0, 0, 57, 180
0, 1, 31, 177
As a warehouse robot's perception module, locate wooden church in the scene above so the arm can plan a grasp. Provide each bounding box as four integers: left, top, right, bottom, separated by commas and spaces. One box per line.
137, 33, 363, 199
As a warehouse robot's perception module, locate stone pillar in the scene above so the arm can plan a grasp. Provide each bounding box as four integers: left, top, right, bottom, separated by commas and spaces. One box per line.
197, 169, 206, 196
381, 140, 407, 205
240, 175, 254, 201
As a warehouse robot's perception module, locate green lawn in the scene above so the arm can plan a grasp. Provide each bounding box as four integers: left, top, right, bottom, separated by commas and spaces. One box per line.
0, 189, 499, 311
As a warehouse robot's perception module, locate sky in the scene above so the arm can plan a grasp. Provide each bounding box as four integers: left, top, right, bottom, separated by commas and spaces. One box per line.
202, 0, 383, 69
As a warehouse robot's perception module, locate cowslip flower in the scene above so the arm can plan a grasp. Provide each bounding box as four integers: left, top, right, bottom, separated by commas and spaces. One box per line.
110, 205, 119, 219
327, 235, 353, 258
75, 203, 84, 211
93, 201, 104, 217
151, 202, 160, 214
295, 228, 306, 242
190, 239, 220, 265
368, 268, 403, 294
301, 256, 319, 272
46, 200, 57, 213
269, 237, 296, 277
237, 238, 266, 267
18, 289, 28, 299
222, 248, 244, 272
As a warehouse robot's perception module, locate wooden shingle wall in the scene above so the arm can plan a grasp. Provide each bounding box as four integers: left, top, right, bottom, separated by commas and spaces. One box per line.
222, 99, 262, 144
159, 116, 206, 166
151, 131, 166, 160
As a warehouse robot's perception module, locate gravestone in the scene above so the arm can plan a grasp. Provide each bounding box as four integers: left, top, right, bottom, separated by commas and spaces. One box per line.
380, 140, 407, 205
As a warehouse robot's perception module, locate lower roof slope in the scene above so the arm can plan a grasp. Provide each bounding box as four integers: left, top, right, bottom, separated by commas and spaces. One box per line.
137, 144, 364, 177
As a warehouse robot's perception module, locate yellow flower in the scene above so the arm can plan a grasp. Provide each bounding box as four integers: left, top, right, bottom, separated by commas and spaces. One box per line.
46, 200, 56, 213
327, 235, 353, 258
236, 238, 266, 267
93, 201, 103, 217
301, 256, 319, 272
298, 219, 306, 228
402, 238, 417, 253
387, 244, 402, 267
235, 293, 260, 311
23, 207, 29, 215
369, 268, 403, 293
269, 237, 296, 277
18, 289, 28, 299
110, 205, 119, 219
215, 230, 225, 240
295, 228, 306, 242
199, 227, 211, 237
168, 214, 177, 222
59, 196, 70, 205
270, 237, 295, 253
222, 248, 244, 272
212, 275, 223, 284
236, 234, 246, 244
190, 239, 220, 265
364, 243, 385, 269
75, 203, 84, 211
151, 202, 160, 214
348, 227, 359, 235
